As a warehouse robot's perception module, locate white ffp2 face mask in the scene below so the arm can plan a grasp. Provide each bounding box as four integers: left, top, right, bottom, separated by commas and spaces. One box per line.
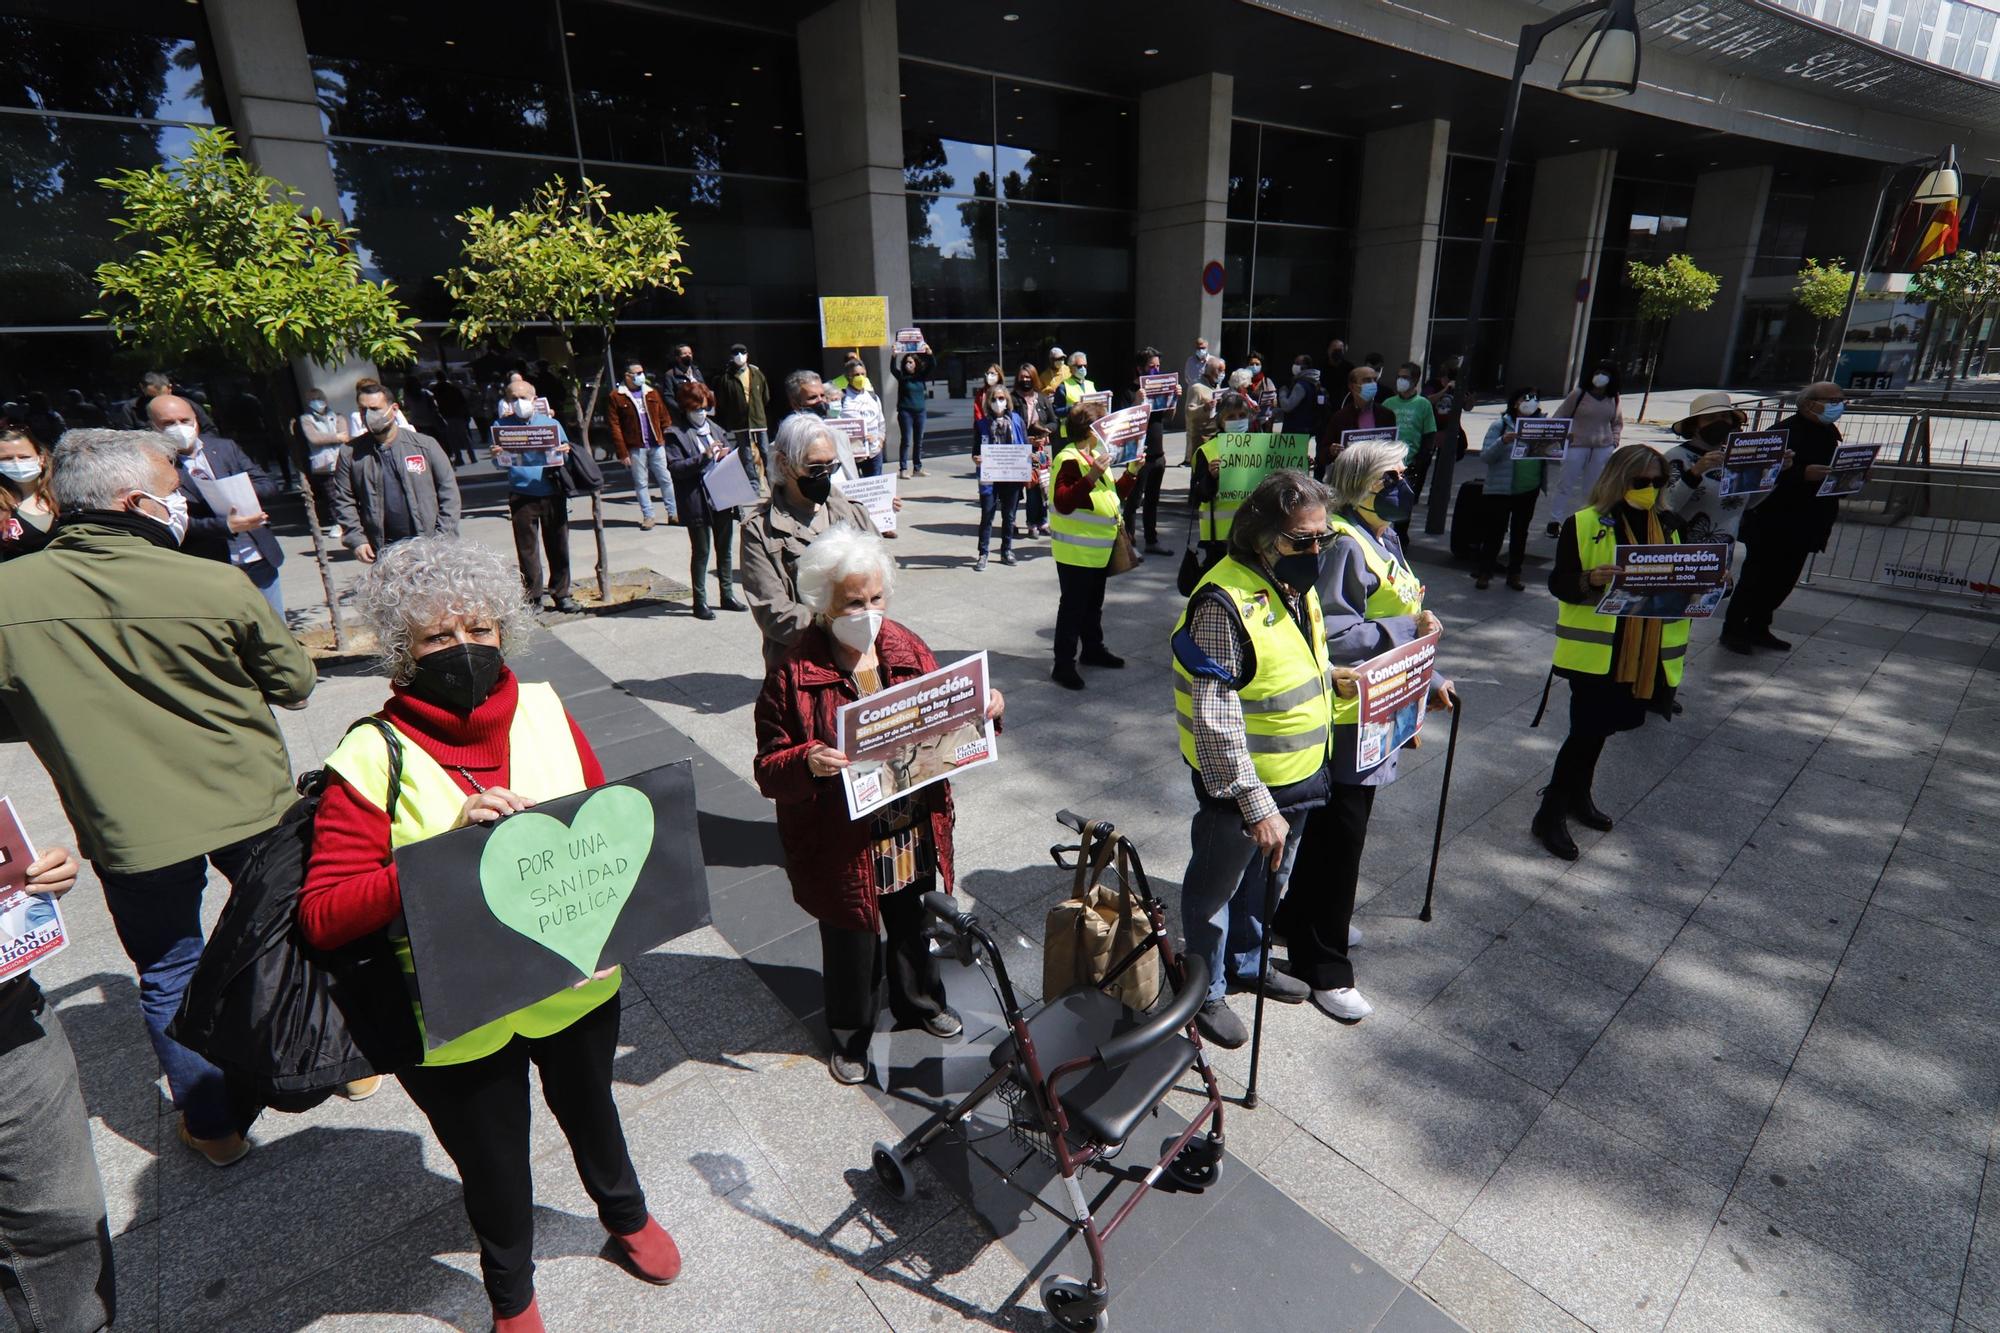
0, 458, 42, 483
829, 608, 884, 652
163, 422, 198, 450
137, 489, 189, 544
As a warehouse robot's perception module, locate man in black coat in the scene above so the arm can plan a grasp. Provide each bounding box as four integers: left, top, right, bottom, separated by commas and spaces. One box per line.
147, 393, 286, 616
1721, 381, 1846, 653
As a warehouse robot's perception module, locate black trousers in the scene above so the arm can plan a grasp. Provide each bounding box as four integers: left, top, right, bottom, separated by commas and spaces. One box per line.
397, 995, 646, 1317
1478, 489, 1538, 575
1122, 456, 1166, 543
508, 493, 571, 600
1543, 732, 1607, 812
687, 510, 736, 607
1053, 562, 1109, 665
819, 887, 947, 1060
1396, 438, 1439, 544
1724, 535, 1812, 640
1275, 785, 1374, 991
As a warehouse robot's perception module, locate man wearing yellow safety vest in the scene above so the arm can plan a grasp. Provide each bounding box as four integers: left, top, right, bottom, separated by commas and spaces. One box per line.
1049, 399, 1141, 690
1536, 445, 1699, 861
1169, 471, 1340, 1048
1047, 349, 1095, 430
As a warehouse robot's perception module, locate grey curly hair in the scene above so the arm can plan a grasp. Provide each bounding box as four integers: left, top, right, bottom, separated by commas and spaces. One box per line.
795, 523, 895, 616
352, 535, 537, 681
1327, 438, 1407, 511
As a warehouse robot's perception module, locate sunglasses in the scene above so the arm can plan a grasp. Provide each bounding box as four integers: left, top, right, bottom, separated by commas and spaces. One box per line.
801, 461, 841, 480
1278, 530, 1337, 552
1633, 474, 1666, 487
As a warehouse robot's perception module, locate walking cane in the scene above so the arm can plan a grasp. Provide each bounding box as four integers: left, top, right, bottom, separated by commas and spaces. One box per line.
1419, 698, 1464, 924
1243, 866, 1289, 1110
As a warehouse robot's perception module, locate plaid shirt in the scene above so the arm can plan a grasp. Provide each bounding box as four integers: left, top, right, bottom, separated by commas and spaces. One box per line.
1186, 593, 1281, 826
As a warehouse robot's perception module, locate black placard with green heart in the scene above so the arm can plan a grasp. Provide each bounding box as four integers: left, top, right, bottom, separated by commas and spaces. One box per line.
393, 761, 709, 1049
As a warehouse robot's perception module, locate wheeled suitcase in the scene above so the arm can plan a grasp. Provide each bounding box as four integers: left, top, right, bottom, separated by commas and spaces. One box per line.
1448, 478, 1484, 561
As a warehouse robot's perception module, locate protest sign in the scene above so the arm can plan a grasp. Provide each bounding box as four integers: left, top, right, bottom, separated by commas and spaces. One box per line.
1511, 418, 1572, 461
1080, 390, 1113, 416
819, 295, 888, 347
0, 797, 64, 984
701, 448, 759, 510
1089, 404, 1152, 464
1818, 443, 1880, 498
834, 472, 898, 534
1214, 433, 1314, 513
191, 471, 263, 523
1716, 429, 1788, 498
1340, 426, 1399, 450
394, 762, 709, 1049
892, 327, 926, 355
1354, 631, 1440, 771
1141, 372, 1181, 412
490, 423, 562, 458
1595, 541, 1730, 619
835, 652, 996, 820
979, 440, 1034, 483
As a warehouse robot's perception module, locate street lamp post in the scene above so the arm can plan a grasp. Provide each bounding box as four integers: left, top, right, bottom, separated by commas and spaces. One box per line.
1828, 145, 1960, 389
1423, 0, 1641, 534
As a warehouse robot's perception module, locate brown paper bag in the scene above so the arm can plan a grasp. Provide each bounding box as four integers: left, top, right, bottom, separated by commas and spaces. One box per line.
1042, 826, 1158, 1009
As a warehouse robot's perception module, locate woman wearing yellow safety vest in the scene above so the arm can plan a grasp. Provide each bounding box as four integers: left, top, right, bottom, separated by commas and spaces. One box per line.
1534, 445, 1692, 861
300, 538, 679, 1333
1049, 399, 1142, 691
1283, 438, 1454, 1024
1186, 387, 1256, 574
1170, 470, 1339, 1049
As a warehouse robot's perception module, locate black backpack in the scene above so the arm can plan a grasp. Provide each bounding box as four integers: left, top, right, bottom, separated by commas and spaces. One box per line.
168, 718, 423, 1112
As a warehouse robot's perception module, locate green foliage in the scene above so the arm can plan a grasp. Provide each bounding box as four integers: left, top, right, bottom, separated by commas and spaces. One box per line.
1627, 254, 1721, 323
1792, 259, 1853, 321
1906, 250, 2000, 318
440, 176, 688, 351
93, 127, 417, 372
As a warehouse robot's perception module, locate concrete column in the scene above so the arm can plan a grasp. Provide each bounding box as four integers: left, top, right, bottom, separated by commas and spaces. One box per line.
1660, 165, 1775, 388
798, 0, 913, 442
1134, 73, 1232, 362
1349, 119, 1449, 368
1510, 149, 1617, 395
203, 0, 374, 408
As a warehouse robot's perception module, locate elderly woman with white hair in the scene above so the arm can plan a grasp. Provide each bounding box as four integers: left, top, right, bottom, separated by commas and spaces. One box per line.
739, 411, 878, 668
1277, 437, 1452, 1024
300, 536, 680, 1333
753, 524, 1004, 1085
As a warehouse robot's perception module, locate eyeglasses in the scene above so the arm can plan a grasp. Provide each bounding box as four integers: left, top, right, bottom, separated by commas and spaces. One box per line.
1633, 475, 1666, 487
800, 462, 841, 480
1278, 530, 1336, 552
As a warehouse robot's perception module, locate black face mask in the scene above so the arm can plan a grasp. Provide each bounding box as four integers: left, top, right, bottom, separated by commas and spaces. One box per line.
1698, 420, 1734, 447
796, 472, 834, 504
807, 400, 829, 418
1272, 551, 1324, 592
405, 642, 503, 714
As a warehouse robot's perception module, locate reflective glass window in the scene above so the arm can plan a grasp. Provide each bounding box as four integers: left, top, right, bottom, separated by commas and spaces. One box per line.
0, 1, 220, 122
1439, 156, 1533, 240
992, 82, 1132, 208
901, 60, 993, 197
587, 167, 815, 322
1252, 126, 1356, 227
1227, 121, 1258, 220
1224, 221, 1254, 320
997, 204, 1132, 320
1247, 225, 1352, 322
908, 193, 997, 323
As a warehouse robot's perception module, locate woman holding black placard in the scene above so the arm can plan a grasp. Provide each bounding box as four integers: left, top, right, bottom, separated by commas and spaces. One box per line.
1535, 445, 1695, 861
301, 537, 680, 1333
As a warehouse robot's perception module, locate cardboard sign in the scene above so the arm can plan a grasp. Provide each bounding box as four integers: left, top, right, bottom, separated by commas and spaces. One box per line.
1339, 426, 1400, 450
1089, 404, 1152, 464
533, 396, 552, 418
979, 441, 1034, 484
819, 295, 889, 348
701, 448, 759, 510
393, 763, 710, 1050
1215, 433, 1314, 512
1141, 372, 1181, 412
491, 423, 561, 457
1595, 541, 1730, 619
1818, 443, 1880, 498
1716, 429, 1788, 498
1511, 417, 1572, 461
834, 472, 898, 534
1355, 631, 1440, 771
892, 327, 926, 355
1080, 390, 1113, 415
834, 652, 996, 820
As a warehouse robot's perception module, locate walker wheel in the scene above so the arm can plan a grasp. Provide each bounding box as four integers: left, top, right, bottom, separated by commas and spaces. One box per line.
871, 1140, 916, 1202
1162, 1137, 1224, 1191
1039, 1274, 1107, 1331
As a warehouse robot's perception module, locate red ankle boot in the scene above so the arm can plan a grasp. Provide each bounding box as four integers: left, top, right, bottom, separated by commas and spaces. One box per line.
492, 1294, 546, 1333
607, 1215, 682, 1284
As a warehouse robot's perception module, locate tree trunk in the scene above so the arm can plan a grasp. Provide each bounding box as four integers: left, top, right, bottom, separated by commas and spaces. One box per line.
1637, 323, 1661, 423
559, 341, 611, 604
1812, 317, 1828, 382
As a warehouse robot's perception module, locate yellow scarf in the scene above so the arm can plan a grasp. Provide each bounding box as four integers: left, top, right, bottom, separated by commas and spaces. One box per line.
1614, 507, 1665, 700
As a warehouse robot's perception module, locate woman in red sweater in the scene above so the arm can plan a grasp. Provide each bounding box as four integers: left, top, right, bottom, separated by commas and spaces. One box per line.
299, 536, 679, 1333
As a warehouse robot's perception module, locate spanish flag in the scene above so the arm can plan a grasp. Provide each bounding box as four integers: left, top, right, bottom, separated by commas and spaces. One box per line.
1914, 197, 1960, 267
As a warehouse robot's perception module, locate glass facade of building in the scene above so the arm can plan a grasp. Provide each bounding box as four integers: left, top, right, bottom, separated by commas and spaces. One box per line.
1581, 173, 1697, 388
1425, 153, 1534, 388
1222, 119, 1357, 370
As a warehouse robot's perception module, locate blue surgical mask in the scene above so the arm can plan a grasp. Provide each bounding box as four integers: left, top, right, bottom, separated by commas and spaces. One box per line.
1370, 475, 1416, 522
307, 399, 328, 415
1359, 382, 1378, 402
1820, 401, 1845, 422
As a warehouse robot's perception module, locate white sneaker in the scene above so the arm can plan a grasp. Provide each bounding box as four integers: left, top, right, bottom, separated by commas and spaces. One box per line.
1348, 924, 1364, 949
1314, 987, 1374, 1022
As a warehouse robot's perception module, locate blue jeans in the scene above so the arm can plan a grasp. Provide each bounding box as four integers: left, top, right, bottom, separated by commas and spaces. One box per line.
855, 452, 883, 478
1181, 800, 1308, 1002
897, 409, 925, 471
245, 558, 283, 618
627, 443, 675, 519
96, 838, 260, 1139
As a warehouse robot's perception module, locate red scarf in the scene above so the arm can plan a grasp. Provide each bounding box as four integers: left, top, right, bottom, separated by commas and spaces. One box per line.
381, 667, 519, 786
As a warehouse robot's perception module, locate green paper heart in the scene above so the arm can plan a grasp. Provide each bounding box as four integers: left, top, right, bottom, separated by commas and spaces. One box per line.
479, 785, 654, 976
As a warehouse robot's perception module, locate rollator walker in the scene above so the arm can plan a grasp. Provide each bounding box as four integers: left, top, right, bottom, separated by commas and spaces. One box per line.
867, 810, 1225, 1332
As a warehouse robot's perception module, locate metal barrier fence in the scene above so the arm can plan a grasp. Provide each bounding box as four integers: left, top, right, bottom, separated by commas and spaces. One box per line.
1799, 404, 2000, 607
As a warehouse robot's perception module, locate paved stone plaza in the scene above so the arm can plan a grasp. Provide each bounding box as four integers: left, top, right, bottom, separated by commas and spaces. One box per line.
15, 421, 2000, 1332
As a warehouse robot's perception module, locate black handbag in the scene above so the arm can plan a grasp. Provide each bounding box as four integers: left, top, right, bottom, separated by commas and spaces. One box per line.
1177, 498, 1222, 596
559, 435, 606, 496
168, 718, 423, 1112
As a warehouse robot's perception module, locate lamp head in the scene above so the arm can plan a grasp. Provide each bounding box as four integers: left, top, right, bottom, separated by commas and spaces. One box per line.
1913, 146, 1961, 205
1560, 0, 1642, 100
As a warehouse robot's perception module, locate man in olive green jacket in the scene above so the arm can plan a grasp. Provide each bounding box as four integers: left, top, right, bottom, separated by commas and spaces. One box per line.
0, 429, 316, 1165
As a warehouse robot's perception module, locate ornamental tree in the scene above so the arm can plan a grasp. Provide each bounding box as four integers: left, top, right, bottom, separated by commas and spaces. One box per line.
1907, 250, 2000, 400
440, 176, 690, 599
1627, 253, 1720, 419
1792, 258, 1853, 381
